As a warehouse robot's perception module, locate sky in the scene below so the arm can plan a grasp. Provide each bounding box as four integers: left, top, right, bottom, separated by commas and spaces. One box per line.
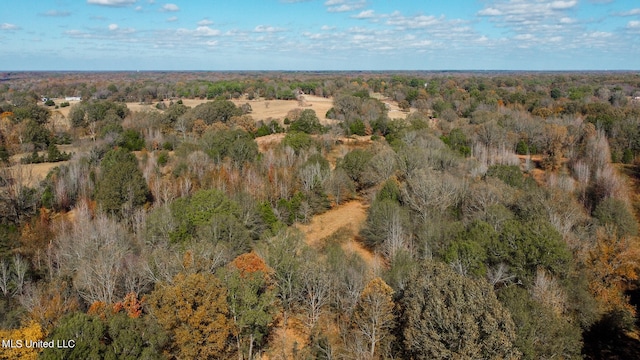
0, 0, 639, 71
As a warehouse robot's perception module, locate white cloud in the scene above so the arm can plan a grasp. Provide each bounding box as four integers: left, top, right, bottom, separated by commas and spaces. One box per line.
87, 0, 136, 7
325, 0, 365, 13
177, 26, 221, 37
161, 3, 179, 12
167, 16, 178, 22
321, 25, 335, 31
559, 17, 576, 24
108, 23, 119, 31
550, 1, 577, 10
618, 9, 640, 16
135, 6, 143, 11
64, 29, 91, 38
478, 8, 502, 16
352, 10, 375, 19
41, 10, 71, 17
198, 19, 214, 26
1, 23, 20, 30
387, 14, 443, 29
254, 25, 286, 33
628, 21, 640, 29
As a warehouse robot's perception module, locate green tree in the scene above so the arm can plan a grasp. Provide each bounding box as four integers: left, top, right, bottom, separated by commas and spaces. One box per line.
95, 148, 150, 215
23, 119, 51, 150
491, 219, 571, 283
117, 129, 145, 151
220, 253, 277, 360
337, 149, 374, 190
188, 100, 241, 124
282, 131, 314, 154
593, 197, 638, 237
289, 109, 324, 134
168, 188, 251, 251
498, 286, 582, 359
148, 272, 233, 359
13, 103, 51, 125
40, 312, 108, 360
400, 261, 520, 359
201, 128, 258, 165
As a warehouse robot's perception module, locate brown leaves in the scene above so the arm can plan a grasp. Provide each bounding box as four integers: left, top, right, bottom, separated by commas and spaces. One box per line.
584, 228, 640, 315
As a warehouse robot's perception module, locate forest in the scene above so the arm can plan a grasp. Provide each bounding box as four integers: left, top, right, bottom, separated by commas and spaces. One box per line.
1, 71, 640, 359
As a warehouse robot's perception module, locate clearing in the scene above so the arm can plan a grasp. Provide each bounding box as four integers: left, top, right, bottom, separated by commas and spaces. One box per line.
295, 199, 381, 269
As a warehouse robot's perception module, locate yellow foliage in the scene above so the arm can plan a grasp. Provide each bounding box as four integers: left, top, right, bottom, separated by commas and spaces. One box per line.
586, 228, 640, 314
0, 321, 46, 360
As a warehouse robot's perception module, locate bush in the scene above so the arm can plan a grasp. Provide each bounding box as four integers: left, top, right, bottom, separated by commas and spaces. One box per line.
117, 129, 145, 151
486, 165, 525, 188
157, 151, 169, 166
282, 131, 314, 154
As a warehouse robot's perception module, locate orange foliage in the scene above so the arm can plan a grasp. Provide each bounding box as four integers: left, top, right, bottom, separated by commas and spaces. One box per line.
230, 252, 272, 278
585, 228, 640, 314
24, 281, 79, 330
112, 292, 144, 318
87, 301, 110, 320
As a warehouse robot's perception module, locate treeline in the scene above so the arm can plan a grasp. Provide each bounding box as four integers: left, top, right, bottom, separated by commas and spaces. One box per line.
0, 72, 639, 359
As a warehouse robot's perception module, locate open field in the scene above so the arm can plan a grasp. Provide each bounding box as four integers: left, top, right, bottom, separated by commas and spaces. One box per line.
45, 93, 410, 131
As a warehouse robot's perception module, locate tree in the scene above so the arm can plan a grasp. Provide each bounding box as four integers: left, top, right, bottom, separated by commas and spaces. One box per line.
491, 219, 571, 284
40, 313, 107, 360
41, 311, 166, 360
148, 272, 233, 359
0, 321, 45, 360
201, 128, 258, 165
289, 109, 324, 134
55, 205, 132, 304
221, 253, 277, 360
337, 149, 373, 190
282, 131, 314, 154
258, 230, 306, 324
592, 197, 638, 237
351, 277, 396, 359
187, 100, 241, 124
498, 286, 583, 359
400, 261, 520, 359
168, 188, 251, 251
361, 199, 410, 259
95, 148, 150, 216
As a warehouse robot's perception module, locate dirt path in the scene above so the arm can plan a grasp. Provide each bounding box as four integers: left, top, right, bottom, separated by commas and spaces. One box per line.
295, 200, 381, 269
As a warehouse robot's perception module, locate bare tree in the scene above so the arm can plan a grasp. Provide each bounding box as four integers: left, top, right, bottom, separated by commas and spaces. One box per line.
12, 254, 29, 295
55, 203, 132, 304
486, 263, 515, 287
0, 259, 10, 296
301, 262, 331, 330
402, 169, 464, 222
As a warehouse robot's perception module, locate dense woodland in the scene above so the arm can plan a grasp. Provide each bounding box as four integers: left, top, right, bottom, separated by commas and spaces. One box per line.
1, 71, 640, 359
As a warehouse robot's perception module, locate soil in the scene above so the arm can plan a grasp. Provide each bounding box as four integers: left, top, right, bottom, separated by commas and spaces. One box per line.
295, 199, 381, 269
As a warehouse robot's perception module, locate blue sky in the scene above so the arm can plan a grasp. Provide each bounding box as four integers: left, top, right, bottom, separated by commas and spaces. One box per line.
1, 0, 639, 70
